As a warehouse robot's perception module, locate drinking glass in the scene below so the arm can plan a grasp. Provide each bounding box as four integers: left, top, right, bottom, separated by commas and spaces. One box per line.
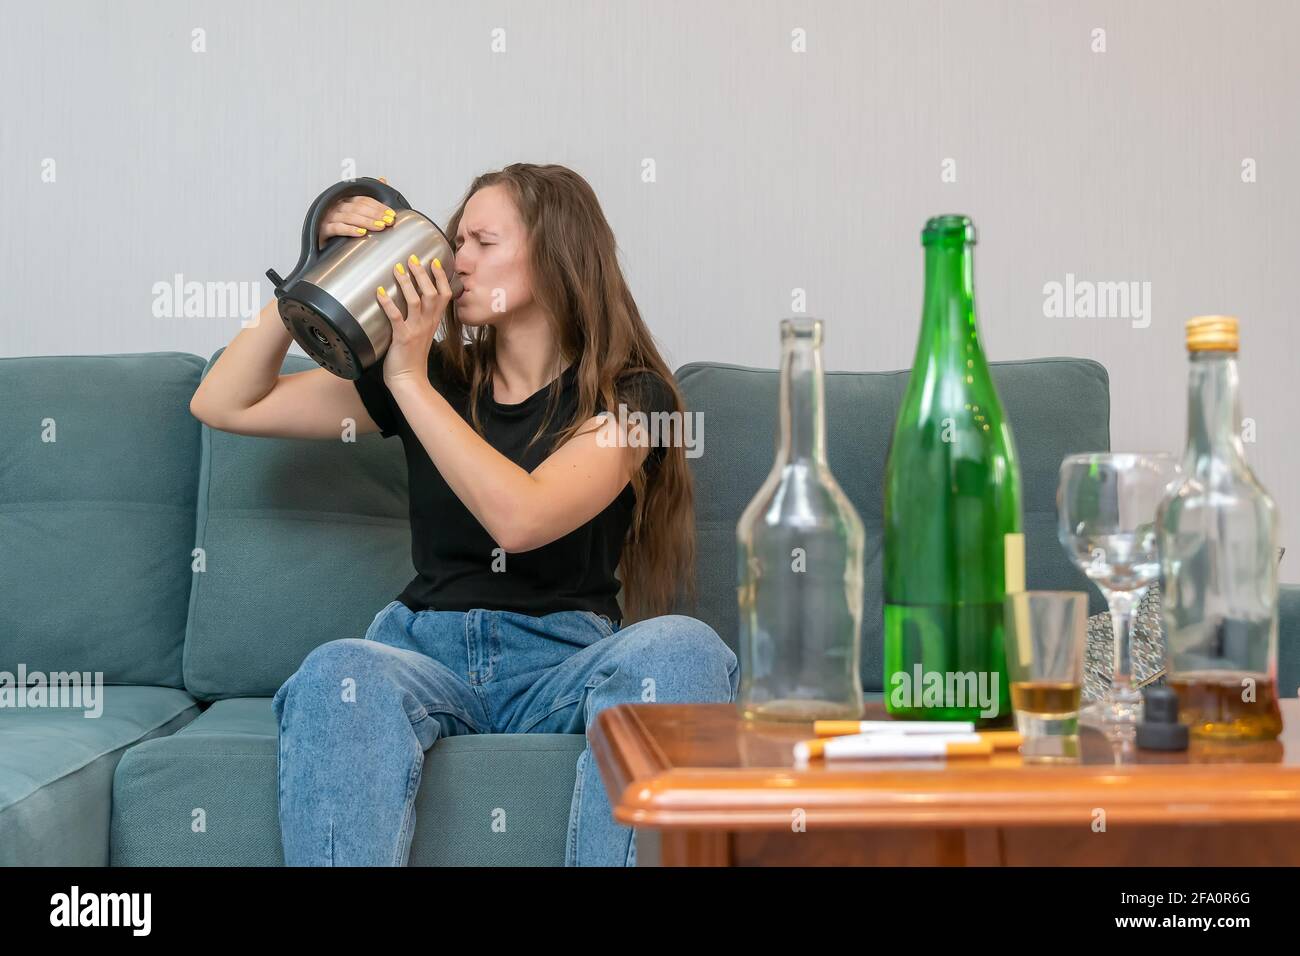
1004, 591, 1089, 737
1057, 453, 1182, 729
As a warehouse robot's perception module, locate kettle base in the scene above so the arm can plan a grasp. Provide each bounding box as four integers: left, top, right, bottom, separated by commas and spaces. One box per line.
277, 287, 377, 380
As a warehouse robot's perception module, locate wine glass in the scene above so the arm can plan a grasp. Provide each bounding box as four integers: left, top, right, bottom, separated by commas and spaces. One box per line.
1057, 452, 1182, 730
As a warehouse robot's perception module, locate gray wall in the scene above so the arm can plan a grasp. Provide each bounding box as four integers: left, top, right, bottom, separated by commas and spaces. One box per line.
3, 0, 1296, 580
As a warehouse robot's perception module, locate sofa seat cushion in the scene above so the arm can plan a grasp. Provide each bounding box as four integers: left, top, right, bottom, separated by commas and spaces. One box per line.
111, 697, 588, 866
0, 685, 199, 865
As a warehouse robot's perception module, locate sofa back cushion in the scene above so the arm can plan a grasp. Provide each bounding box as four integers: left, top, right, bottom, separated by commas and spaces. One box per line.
0, 352, 206, 686
184, 351, 412, 700
674, 357, 1111, 693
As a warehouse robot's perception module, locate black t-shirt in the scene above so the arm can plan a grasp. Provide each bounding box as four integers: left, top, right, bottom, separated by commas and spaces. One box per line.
353, 345, 675, 621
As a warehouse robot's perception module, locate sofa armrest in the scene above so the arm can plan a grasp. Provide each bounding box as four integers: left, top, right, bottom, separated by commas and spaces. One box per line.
1280, 584, 1300, 698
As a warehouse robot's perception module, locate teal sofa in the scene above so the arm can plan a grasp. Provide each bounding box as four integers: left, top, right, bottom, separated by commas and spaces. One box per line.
2, 350, 1295, 866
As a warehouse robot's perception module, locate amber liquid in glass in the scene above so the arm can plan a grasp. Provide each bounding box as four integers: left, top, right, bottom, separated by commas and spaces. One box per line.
1011, 681, 1081, 717
1169, 672, 1284, 740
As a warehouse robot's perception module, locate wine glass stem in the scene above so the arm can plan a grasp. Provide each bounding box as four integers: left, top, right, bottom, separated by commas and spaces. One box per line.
1106, 589, 1143, 701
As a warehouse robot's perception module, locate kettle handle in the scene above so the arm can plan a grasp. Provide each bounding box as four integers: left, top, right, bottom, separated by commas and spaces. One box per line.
267, 176, 411, 293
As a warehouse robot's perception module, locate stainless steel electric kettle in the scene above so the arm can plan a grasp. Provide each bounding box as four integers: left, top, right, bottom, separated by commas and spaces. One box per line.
266, 176, 463, 379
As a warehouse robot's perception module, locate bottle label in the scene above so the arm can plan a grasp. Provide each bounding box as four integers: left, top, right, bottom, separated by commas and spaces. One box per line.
1004, 532, 1025, 593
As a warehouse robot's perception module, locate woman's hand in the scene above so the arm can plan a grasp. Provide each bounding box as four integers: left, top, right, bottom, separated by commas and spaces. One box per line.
377, 255, 453, 390
317, 176, 396, 249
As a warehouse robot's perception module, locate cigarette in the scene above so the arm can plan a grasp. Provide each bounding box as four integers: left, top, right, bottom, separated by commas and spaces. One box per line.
813, 720, 976, 736
794, 731, 1019, 762
969, 730, 1023, 750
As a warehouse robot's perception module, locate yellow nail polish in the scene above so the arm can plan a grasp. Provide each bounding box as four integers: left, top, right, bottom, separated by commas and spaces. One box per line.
373, 220, 385, 228
377, 286, 386, 296
384, 212, 395, 222
433, 258, 442, 270
395, 262, 405, 275
409, 254, 420, 265
385, 209, 395, 217
356, 227, 367, 235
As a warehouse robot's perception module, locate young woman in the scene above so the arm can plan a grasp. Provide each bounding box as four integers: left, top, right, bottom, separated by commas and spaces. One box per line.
188, 163, 737, 867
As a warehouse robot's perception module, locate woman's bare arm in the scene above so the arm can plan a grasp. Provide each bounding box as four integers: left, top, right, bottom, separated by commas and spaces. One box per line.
390, 376, 650, 553
188, 297, 381, 439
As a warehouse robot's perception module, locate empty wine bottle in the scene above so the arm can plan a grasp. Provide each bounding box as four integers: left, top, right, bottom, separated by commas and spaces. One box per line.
883, 215, 1022, 722
737, 318, 866, 722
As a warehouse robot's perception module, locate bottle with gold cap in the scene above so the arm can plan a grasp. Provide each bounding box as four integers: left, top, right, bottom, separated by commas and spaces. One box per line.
1156, 315, 1283, 740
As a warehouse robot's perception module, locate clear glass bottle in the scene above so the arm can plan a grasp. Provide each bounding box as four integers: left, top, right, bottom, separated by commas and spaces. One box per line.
737, 318, 866, 722
1157, 315, 1283, 740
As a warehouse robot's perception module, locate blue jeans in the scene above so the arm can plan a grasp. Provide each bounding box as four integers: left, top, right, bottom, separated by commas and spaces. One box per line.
270, 603, 738, 866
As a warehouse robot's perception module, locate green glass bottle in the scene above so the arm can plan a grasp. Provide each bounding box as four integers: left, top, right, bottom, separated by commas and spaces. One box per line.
883, 215, 1022, 723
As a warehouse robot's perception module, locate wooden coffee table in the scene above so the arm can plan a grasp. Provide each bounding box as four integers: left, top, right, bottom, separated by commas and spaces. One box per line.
588, 699, 1300, 866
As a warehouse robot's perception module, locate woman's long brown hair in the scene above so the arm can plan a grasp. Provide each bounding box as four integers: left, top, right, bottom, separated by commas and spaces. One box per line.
435, 163, 695, 624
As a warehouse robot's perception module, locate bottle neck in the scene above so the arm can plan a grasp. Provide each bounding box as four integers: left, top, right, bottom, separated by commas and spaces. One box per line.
918, 243, 981, 356
1185, 350, 1245, 469
778, 326, 827, 465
